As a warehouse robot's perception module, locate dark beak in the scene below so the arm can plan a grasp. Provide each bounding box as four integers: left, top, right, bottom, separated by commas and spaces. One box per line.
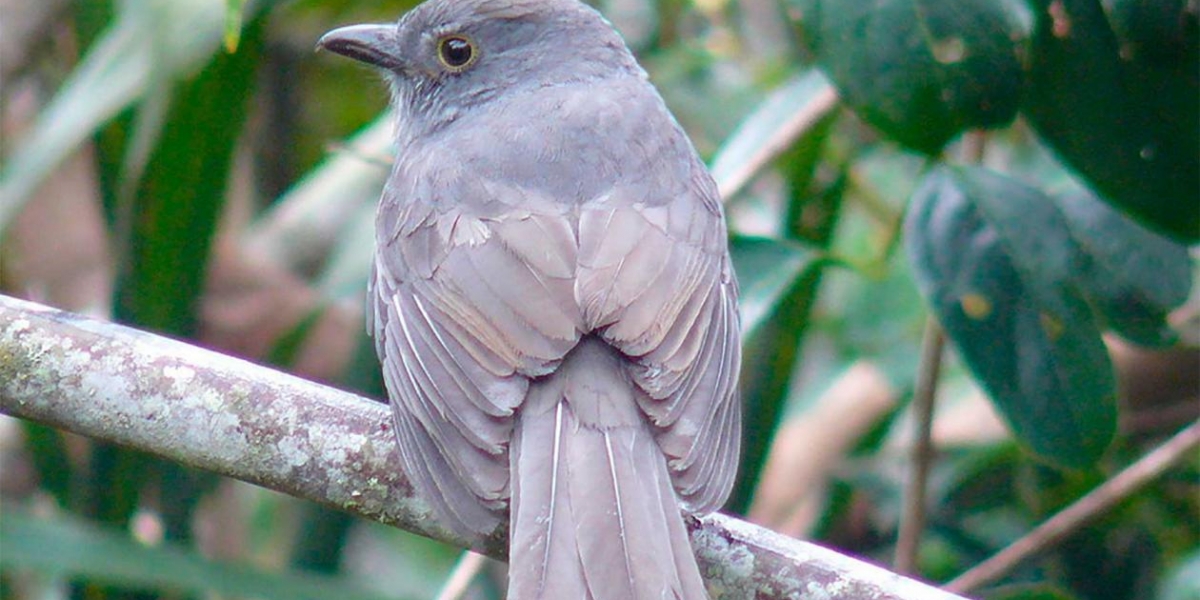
317, 24, 404, 70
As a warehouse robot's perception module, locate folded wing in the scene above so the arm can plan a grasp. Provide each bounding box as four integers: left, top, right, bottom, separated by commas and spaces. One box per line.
371, 187, 583, 538
576, 174, 742, 513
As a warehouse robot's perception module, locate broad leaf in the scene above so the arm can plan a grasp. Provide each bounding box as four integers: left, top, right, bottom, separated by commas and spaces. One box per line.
1057, 190, 1192, 346
905, 165, 1117, 467
729, 173, 843, 512
1024, 0, 1199, 241
246, 115, 393, 276
112, 16, 265, 336
731, 235, 823, 335
0, 0, 228, 229
709, 70, 837, 197
0, 510, 397, 600
800, 0, 1027, 154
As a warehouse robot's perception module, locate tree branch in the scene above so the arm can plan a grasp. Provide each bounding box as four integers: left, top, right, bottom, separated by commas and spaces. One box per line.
945, 417, 1200, 594
0, 294, 966, 600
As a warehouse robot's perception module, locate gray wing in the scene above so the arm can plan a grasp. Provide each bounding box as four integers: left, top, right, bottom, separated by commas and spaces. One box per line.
370, 178, 584, 538
576, 168, 742, 514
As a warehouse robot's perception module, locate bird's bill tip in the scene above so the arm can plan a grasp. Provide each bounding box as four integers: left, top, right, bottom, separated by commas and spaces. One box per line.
317, 24, 402, 70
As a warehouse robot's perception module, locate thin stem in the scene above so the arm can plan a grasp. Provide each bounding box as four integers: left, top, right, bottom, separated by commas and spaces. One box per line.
893, 318, 946, 574
894, 130, 986, 574
716, 86, 840, 201
960, 130, 987, 164
945, 419, 1200, 593
435, 551, 490, 600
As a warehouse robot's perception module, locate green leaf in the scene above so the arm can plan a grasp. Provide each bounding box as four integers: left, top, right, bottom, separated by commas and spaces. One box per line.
728, 171, 844, 512
290, 506, 355, 574
316, 202, 379, 301
1158, 549, 1200, 600
112, 16, 266, 336
0, 509, 398, 600
905, 165, 1117, 468
709, 69, 837, 196
983, 583, 1081, 600
1023, 0, 1200, 241
830, 253, 928, 384
1057, 190, 1192, 347
20, 423, 74, 508
266, 307, 326, 368
245, 115, 392, 276
96, 14, 268, 549
0, 0, 227, 230
1106, 0, 1194, 63
731, 235, 823, 335
86, 444, 155, 527
803, 0, 1027, 154
224, 0, 246, 52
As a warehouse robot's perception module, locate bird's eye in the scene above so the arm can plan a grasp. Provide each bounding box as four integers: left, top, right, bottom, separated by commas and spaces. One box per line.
437, 35, 476, 70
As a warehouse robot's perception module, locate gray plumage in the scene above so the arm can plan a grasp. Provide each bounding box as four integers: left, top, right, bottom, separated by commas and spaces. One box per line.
318, 1, 741, 597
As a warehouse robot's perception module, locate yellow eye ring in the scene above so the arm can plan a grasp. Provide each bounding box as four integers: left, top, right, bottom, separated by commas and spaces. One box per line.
437, 35, 477, 71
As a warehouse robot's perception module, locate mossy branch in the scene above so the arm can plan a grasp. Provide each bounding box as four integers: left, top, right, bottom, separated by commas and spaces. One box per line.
0, 294, 964, 600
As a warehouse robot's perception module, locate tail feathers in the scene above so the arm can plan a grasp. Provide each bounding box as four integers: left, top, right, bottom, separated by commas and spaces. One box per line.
510, 395, 589, 598
509, 340, 707, 600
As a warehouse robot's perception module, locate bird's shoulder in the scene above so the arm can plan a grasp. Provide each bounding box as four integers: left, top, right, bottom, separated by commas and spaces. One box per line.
377, 74, 725, 279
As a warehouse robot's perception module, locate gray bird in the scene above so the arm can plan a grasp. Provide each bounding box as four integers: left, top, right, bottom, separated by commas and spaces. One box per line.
319, 1, 741, 597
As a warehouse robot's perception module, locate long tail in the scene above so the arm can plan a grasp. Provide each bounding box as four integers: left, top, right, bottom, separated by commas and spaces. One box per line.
508, 337, 708, 600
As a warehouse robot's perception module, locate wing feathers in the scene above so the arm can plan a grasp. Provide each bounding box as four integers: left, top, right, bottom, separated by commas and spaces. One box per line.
408, 295, 521, 415
492, 212, 578, 279
578, 198, 741, 519
373, 207, 583, 542
387, 303, 510, 498
375, 171, 739, 552
381, 335, 504, 536
464, 235, 580, 342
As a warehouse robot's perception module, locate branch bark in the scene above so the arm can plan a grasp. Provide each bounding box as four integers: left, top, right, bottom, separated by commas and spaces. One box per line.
0, 294, 966, 600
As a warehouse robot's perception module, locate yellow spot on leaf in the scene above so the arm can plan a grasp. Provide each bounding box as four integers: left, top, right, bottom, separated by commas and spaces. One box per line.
961, 293, 993, 320
932, 37, 967, 64
1040, 313, 1065, 341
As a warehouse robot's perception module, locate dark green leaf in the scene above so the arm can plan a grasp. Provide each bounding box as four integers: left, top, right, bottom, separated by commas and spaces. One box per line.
731, 235, 823, 335
266, 307, 326, 368
803, 0, 1027, 153
290, 506, 355, 574
0, 0, 230, 229
0, 509, 397, 600
984, 583, 1081, 600
729, 234, 823, 512
20, 422, 74, 508
1057, 190, 1192, 346
728, 171, 844, 512
1106, 0, 1195, 65
905, 165, 1117, 468
86, 445, 153, 527
1024, 0, 1199, 241
100, 15, 267, 552
112, 17, 266, 336
341, 327, 388, 402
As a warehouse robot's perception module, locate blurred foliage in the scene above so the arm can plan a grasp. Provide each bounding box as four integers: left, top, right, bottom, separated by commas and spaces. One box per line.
0, 0, 1196, 599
